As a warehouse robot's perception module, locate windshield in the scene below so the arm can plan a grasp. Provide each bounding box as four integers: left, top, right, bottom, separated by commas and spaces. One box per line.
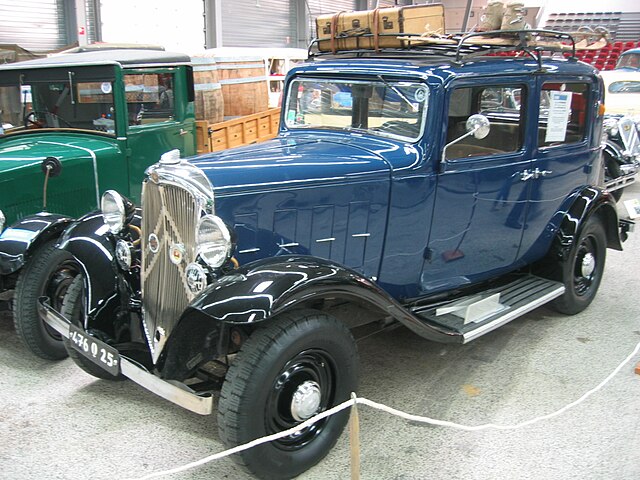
617, 53, 640, 70
0, 78, 116, 136
608, 81, 640, 94
284, 77, 428, 141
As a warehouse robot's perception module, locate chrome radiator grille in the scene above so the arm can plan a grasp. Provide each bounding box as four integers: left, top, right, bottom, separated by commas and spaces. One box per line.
141, 180, 199, 363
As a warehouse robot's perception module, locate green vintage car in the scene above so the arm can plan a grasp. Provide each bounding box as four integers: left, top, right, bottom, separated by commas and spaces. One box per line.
0, 48, 196, 359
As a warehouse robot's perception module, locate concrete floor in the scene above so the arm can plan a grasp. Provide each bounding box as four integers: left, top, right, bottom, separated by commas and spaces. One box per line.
1, 184, 640, 480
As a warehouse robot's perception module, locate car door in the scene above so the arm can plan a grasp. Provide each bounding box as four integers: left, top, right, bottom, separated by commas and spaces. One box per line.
124, 69, 195, 202
422, 79, 532, 293
518, 78, 598, 259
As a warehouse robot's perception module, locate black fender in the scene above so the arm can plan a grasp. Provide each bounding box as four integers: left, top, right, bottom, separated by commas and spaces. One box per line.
552, 186, 623, 262
58, 211, 120, 317
603, 140, 624, 164
160, 255, 458, 380
0, 213, 74, 276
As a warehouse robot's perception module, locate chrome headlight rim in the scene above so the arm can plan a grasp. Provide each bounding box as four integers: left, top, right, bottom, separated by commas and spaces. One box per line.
0, 209, 5, 232
196, 214, 232, 268
101, 190, 127, 234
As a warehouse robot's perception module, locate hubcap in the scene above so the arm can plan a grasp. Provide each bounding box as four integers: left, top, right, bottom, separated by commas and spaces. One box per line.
581, 252, 596, 278
290, 381, 322, 421
265, 349, 335, 451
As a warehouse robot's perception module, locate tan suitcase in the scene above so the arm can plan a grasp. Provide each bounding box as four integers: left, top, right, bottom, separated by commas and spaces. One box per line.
316, 4, 445, 52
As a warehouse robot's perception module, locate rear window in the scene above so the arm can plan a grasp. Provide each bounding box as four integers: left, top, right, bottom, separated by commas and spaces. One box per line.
538, 82, 590, 147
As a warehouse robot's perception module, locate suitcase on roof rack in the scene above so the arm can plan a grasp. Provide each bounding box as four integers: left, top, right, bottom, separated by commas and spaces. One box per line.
315, 4, 445, 53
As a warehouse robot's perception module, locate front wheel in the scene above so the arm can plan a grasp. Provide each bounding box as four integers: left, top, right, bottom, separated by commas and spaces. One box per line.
61, 276, 124, 381
551, 217, 606, 315
217, 310, 358, 480
13, 240, 81, 360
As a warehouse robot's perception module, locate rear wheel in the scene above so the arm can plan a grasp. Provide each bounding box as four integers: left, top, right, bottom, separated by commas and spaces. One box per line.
62, 275, 124, 381
551, 217, 606, 315
217, 310, 358, 480
13, 240, 80, 360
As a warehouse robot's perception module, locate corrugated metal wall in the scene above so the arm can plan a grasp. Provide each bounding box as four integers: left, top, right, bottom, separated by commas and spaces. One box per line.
0, 0, 68, 52
306, 0, 357, 41
221, 0, 297, 48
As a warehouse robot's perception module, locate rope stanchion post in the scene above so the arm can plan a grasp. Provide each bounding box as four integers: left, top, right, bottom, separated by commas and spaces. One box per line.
349, 392, 361, 480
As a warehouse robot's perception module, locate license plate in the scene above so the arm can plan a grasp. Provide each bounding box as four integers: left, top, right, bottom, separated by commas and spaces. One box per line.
68, 324, 121, 376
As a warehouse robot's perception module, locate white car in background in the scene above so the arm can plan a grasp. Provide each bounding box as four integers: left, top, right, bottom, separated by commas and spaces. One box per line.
599, 51, 640, 199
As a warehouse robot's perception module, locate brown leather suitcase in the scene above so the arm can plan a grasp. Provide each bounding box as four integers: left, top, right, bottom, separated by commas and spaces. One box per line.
316, 4, 445, 52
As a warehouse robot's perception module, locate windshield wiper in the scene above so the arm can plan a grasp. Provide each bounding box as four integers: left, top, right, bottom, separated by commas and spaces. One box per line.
377, 75, 419, 113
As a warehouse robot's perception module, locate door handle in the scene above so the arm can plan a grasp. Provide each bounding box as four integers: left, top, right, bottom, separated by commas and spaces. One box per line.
536, 169, 552, 177
520, 170, 535, 181
179, 128, 189, 136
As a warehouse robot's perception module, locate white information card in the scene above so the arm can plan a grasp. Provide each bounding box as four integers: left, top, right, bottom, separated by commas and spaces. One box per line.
545, 90, 573, 143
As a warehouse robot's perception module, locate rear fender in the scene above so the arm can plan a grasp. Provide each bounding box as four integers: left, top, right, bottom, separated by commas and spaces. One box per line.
0, 213, 74, 276
159, 255, 458, 380
554, 186, 622, 258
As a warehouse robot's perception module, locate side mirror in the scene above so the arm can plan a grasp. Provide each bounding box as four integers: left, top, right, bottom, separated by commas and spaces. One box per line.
441, 114, 492, 169
466, 114, 490, 139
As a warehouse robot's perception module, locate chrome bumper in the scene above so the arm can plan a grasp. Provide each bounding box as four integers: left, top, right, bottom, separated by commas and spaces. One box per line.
37, 297, 213, 416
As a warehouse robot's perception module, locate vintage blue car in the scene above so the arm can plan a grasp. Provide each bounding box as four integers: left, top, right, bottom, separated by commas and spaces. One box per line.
39, 32, 631, 479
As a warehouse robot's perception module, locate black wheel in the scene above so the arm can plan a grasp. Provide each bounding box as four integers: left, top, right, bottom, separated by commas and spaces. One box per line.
61, 275, 124, 381
551, 217, 606, 315
604, 153, 624, 202
217, 310, 358, 480
13, 240, 81, 360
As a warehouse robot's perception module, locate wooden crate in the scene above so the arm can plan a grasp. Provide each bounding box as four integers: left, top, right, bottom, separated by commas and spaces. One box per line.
196, 108, 281, 153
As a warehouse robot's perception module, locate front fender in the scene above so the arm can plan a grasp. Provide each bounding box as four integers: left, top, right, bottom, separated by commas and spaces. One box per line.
0, 213, 74, 275
160, 255, 457, 380
58, 211, 119, 315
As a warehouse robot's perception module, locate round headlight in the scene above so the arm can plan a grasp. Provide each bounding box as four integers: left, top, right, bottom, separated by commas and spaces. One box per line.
0, 209, 5, 232
196, 214, 232, 268
101, 190, 126, 234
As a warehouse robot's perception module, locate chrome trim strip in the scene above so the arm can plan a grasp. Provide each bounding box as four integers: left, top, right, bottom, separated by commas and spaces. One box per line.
238, 247, 261, 253
278, 242, 299, 248
462, 285, 565, 344
37, 298, 213, 416
351, 233, 371, 238
315, 237, 335, 243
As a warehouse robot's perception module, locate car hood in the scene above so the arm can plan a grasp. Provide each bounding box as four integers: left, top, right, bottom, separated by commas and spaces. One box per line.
189, 132, 419, 195
0, 133, 118, 172
0, 132, 121, 227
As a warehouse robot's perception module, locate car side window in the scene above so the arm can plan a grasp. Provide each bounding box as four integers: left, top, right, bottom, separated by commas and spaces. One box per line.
445, 84, 525, 160
538, 82, 589, 147
124, 73, 175, 127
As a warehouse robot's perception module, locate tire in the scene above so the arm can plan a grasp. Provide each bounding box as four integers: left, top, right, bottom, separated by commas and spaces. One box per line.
217, 310, 358, 480
13, 240, 81, 360
62, 275, 124, 381
604, 153, 623, 202
551, 217, 606, 315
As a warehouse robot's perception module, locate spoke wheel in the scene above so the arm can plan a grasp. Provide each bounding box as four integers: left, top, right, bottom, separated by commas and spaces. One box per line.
218, 310, 358, 480
552, 217, 606, 315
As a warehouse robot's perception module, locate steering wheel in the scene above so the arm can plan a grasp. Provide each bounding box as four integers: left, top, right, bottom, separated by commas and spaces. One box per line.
24, 111, 73, 129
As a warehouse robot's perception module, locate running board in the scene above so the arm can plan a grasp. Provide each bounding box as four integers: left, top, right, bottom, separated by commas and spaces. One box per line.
412, 276, 565, 344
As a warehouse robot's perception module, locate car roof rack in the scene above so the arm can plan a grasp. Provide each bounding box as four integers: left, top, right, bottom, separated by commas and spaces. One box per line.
309, 29, 577, 69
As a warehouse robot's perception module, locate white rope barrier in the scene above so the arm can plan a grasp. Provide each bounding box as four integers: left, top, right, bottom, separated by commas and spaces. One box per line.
128, 339, 640, 480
